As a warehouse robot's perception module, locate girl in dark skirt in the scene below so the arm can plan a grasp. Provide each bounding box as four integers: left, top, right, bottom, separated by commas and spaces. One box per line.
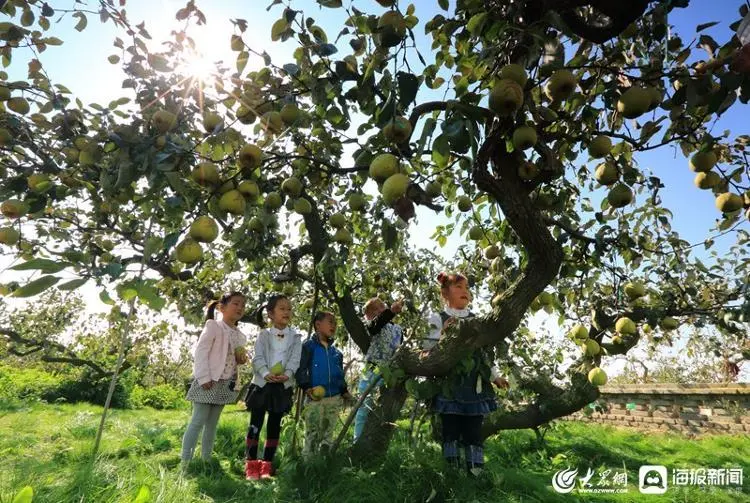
243, 294, 302, 480
423, 272, 509, 474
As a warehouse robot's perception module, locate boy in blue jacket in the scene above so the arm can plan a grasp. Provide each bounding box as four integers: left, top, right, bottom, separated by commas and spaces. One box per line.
295, 311, 352, 456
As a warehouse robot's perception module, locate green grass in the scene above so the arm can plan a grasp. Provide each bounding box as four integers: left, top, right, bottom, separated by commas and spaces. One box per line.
0, 402, 748, 502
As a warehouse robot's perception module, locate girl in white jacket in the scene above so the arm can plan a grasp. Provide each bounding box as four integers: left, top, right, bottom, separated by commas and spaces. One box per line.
180, 292, 248, 465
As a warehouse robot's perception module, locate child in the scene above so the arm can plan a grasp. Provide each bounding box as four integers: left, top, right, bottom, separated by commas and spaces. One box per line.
353, 297, 403, 442
295, 311, 352, 456
423, 272, 508, 474
243, 294, 302, 480
181, 292, 248, 466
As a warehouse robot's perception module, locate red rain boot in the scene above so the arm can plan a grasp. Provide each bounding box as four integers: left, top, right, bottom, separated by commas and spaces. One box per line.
245, 459, 261, 481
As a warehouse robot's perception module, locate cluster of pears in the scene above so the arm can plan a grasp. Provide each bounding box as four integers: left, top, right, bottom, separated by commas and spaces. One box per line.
568, 324, 608, 386
687, 148, 746, 215
370, 153, 410, 206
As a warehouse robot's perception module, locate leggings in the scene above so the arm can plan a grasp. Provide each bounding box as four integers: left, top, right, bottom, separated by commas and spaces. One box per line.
245, 407, 283, 461
441, 413, 485, 468
181, 402, 225, 462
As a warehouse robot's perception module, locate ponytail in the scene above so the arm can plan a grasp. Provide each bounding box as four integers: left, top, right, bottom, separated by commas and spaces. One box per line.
205, 291, 245, 322
247, 293, 289, 327
205, 300, 220, 321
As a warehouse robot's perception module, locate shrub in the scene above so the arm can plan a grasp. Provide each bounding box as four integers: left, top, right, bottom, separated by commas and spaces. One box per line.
130, 384, 188, 410
0, 364, 62, 406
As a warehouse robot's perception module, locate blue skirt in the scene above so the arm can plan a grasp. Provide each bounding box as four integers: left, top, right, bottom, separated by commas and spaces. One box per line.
433, 373, 497, 416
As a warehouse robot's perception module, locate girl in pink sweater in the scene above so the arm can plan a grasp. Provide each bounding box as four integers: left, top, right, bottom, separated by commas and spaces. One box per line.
180, 292, 248, 466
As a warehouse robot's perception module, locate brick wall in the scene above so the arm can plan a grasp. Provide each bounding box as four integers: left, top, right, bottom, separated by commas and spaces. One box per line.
566, 383, 750, 434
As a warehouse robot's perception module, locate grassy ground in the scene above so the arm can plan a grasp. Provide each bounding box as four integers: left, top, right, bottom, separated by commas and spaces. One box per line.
0, 402, 747, 502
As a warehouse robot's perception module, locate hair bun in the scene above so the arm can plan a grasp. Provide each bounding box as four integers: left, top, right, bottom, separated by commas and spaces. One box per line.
437, 272, 447, 285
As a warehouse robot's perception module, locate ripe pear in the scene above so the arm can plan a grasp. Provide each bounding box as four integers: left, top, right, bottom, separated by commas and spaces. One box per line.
189, 216, 219, 243
270, 361, 284, 376
376, 10, 406, 48
27, 173, 51, 193
615, 317, 636, 335
175, 238, 203, 264
236, 106, 256, 124
544, 70, 577, 101
239, 144, 263, 171
382, 116, 413, 144
588, 367, 608, 386
569, 324, 589, 341
369, 153, 399, 181
715, 192, 742, 213
588, 136, 612, 158
151, 110, 177, 133
348, 192, 367, 211
7, 97, 30, 115
489, 79, 524, 116
293, 198, 312, 215
517, 161, 539, 181
512, 125, 537, 150
333, 228, 352, 244
280, 103, 299, 124
329, 212, 346, 229
262, 111, 283, 134
468, 226, 483, 241
500, 63, 528, 87
0, 199, 26, 219
217, 180, 236, 195
425, 181, 442, 198
583, 339, 601, 356
457, 196, 472, 212
311, 385, 326, 399
624, 281, 646, 300
0, 226, 19, 245
694, 171, 720, 189
0, 85, 10, 101
264, 191, 283, 211
203, 112, 223, 133
646, 86, 663, 111
238, 180, 260, 198
281, 176, 303, 197
381, 173, 410, 205
617, 87, 651, 119
484, 245, 500, 260
689, 151, 717, 173
219, 190, 246, 215
190, 163, 220, 187
595, 162, 619, 186
607, 183, 633, 208
659, 316, 679, 331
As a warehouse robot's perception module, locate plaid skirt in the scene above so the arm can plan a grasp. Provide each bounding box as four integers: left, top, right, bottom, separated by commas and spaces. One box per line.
244, 382, 294, 414
186, 378, 239, 405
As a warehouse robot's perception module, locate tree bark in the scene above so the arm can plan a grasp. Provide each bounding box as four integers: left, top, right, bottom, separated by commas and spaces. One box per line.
349, 381, 408, 464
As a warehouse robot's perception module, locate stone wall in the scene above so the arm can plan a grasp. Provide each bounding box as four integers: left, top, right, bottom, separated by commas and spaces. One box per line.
567, 383, 750, 434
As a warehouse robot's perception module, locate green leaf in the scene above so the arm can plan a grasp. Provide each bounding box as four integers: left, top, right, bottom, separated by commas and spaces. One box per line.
432, 134, 450, 168
42, 37, 63, 46
133, 485, 151, 503
12, 275, 60, 297
467, 13, 487, 36
58, 278, 88, 291
438, 0, 449, 10
100, 290, 115, 306
135, 281, 166, 311
12, 486, 33, 503
317, 0, 342, 7
696, 21, 719, 32
11, 258, 71, 274
271, 18, 288, 41
397, 71, 419, 108
72, 12, 87, 32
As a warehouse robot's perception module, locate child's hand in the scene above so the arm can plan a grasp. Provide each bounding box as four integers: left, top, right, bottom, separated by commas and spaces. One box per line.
234, 349, 248, 364
275, 374, 289, 383
493, 377, 509, 389
442, 317, 456, 333
391, 300, 403, 314
201, 380, 216, 390
264, 374, 278, 383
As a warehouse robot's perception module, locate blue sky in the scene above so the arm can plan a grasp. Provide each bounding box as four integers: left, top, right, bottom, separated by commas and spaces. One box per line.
2, 1, 748, 378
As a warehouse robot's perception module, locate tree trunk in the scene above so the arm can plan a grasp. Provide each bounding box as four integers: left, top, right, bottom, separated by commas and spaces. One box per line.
349, 382, 408, 465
